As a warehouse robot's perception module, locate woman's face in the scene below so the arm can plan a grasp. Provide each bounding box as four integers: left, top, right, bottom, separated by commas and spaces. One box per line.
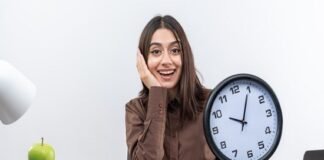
147, 28, 182, 89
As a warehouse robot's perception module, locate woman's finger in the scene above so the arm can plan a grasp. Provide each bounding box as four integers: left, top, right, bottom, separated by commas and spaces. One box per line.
136, 48, 161, 88
136, 49, 145, 76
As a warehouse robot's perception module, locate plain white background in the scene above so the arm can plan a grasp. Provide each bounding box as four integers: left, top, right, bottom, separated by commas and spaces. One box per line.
1, 0, 324, 159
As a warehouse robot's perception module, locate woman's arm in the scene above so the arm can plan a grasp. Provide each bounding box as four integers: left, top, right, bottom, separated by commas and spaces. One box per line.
125, 87, 167, 160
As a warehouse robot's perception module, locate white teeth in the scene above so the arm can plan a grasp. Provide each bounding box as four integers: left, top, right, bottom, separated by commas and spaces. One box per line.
158, 70, 175, 75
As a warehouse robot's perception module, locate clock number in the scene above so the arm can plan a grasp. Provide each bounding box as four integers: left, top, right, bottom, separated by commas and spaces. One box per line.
266, 109, 272, 117
212, 127, 219, 134
247, 150, 253, 158
232, 149, 238, 157
219, 95, 227, 103
220, 141, 227, 149
247, 86, 251, 93
265, 126, 271, 134
212, 110, 222, 119
230, 85, 240, 94
258, 141, 265, 149
259, 95, 265, 104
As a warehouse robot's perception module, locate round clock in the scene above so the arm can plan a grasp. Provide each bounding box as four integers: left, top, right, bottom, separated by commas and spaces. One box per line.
204, 74, 282, 160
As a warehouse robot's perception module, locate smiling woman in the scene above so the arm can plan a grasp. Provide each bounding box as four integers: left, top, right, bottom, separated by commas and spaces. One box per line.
147, 28, 182, 89
125, 15, 218, 160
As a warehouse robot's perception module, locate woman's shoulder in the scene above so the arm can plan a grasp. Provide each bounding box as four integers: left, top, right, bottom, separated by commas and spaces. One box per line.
126, 96, 144, 108
199, 87, 212, 109
204, 87, 212, 93
202, 87, 212, 98
125, 96, 147, 116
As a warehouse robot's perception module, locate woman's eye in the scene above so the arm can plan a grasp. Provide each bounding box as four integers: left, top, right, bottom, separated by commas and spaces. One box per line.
150, 50, 161, 55
170, 48, 181, 55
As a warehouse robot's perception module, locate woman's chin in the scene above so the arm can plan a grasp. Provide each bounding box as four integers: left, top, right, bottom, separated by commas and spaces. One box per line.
160, 82, 177, 89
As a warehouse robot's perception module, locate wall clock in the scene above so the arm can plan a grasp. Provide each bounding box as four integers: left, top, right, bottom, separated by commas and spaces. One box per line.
204, 74, 283, 160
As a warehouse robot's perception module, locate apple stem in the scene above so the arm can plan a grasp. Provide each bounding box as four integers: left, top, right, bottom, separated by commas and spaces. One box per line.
41, 137, 44, 146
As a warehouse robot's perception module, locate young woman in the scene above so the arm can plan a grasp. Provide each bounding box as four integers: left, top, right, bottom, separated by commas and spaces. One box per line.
125, 15, 217, 160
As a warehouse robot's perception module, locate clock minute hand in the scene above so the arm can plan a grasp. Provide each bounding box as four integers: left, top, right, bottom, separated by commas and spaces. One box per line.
241, 94, 248, 131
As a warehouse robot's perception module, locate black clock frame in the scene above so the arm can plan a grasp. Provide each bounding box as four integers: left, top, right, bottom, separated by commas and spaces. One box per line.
203, 73, 283, 160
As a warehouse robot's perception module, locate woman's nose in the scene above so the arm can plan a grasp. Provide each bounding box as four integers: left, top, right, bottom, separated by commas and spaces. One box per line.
161, 50, 172, 65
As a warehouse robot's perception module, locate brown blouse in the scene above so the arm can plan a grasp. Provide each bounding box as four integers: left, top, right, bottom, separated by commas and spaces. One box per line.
125, 87, 217, 160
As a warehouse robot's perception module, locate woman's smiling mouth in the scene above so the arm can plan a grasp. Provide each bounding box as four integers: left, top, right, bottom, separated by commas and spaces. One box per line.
158, 69, 176, 80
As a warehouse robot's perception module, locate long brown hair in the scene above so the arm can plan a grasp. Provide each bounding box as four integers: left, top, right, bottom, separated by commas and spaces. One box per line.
138, 15, 207, 122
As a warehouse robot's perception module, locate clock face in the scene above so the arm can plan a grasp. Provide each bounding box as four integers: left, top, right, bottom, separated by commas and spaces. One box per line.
204, 74, 282, 160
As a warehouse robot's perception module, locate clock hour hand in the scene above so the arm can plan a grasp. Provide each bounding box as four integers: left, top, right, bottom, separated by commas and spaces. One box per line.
229, 117, 247, 125
241, 94, 249, 131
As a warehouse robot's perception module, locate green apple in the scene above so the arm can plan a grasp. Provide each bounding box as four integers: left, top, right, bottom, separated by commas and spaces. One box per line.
28, 138, 55, 160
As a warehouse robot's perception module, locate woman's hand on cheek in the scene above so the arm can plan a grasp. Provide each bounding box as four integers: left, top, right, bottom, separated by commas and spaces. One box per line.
136, 49, 161, 89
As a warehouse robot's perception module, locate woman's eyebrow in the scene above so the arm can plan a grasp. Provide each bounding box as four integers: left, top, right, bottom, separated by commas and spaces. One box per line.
150, 40, 180, 47
170, 40, 180, 46
149, 42, 162, 47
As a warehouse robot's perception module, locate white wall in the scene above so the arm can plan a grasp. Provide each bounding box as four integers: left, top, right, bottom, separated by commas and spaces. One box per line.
1, 0, 324, 159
